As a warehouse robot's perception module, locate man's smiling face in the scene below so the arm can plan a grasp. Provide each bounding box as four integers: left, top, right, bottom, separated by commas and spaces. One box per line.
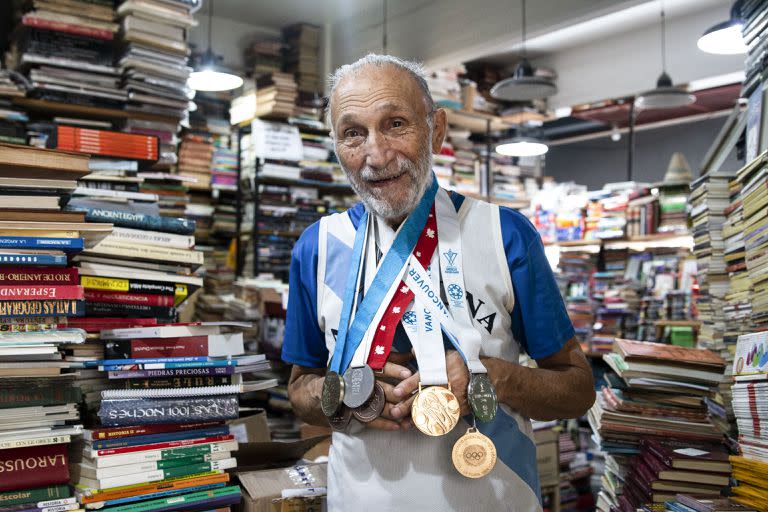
330, 64, 444, 222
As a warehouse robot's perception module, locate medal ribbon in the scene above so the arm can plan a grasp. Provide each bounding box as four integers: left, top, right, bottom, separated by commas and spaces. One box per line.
329, 175, 439, 374
365, 206, 439, 370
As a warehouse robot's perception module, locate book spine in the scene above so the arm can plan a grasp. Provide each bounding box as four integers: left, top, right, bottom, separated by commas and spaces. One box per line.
90, 453, 229, 479
84, 291, 174, 307
0, 436, 71, 451
78, 474, 230, 505
98, 486, 240, 512
98, 397, 239, 426
86, 240, 202, 265
0, 238, 83, 251
80, 276, 175, 295
0, 254, 67, 267
0, 497, 77, 512
104, 337, 208, 359
91, 440, 237, 468
90, 427, 230, 450
0, 300, 84, 318
0, 286, 84, 301
96, 459, 235, 489
106, 367, 235, 379
86, 302, 175, 319
87, 421, 223, 441
91, 357, 210, 367
0, 268, 77, 285
108, 229, 194, 250
67, 207, 195, 235
0, 487, 70, 507
90, 435, 236, 458
22, 15, 114, 40
13, 503, 79, 512
101, 359, 234, 371
0, 444, 69, 492
0, 387, 81, 409
123, 376, 232, 390
91, 482, 226, 509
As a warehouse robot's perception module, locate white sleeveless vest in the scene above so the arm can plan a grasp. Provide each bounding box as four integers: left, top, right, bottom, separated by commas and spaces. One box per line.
316, 196, 543, 512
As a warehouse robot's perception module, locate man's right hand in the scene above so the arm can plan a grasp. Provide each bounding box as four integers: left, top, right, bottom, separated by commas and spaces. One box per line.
366, 359, 413, 431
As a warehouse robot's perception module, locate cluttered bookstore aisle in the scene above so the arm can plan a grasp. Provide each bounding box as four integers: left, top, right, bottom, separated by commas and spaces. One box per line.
0, 0, 767, 511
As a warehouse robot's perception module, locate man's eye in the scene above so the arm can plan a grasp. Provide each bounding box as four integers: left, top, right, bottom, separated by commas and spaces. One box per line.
344, 129, 361, 138
392, 120, 404, 128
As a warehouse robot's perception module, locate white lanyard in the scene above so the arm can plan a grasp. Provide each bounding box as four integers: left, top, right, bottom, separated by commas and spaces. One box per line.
402, 190, 487, 375
409, 259, 449, 385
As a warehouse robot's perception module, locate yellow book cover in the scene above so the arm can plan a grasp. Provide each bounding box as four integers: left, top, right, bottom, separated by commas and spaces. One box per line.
80, 276, 129, 292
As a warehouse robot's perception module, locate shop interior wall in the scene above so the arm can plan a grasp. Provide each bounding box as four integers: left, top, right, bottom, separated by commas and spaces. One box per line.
544, 116, 741, 190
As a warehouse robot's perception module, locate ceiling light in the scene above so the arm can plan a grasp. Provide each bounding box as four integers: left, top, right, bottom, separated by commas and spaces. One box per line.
496, 138, 549, 157
698, 2, 747, 55
187, 2, 243, 92
635, 72, 696, 109
490, 0, 557, 102
635, 4, 695, 110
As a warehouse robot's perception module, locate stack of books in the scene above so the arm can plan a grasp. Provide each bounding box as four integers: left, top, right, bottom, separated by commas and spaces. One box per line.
723, 177, 752, 348
625, 188, 659, 237
426, 66, 464, 110
71, 321, 275, 511
0, 68, 25, 98
665, 494, 757, 512
448, 130, 480, 196
138, 173, 193, 219
691, 173, 735, 357
0, 142, 110, 511
282, 23, 321, 94
729, 331, 768, 510
740, 0, 768, 99
557, 249, 598, 353
589, 339, 728, 510
178, 134, 213, 191
737, 155, 768, 327
10, 0, 123, 109
245, 39, 283, 76
211, 143, 238, 192
116, 0, 195, 167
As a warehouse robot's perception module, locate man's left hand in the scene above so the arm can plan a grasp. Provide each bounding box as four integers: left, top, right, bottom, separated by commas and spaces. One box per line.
390, 350, 471, 421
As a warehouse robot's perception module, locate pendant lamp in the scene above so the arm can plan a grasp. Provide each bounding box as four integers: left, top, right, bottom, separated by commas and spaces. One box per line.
635, 4, 695, 109
496, 137, 549, 157
490, 0, 557, 102
697, 0, 747, 55
187, 1, 243, 92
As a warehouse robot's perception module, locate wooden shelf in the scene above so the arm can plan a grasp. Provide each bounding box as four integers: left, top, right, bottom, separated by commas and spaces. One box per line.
13, 97, 179, 124
445, 108, 514, 133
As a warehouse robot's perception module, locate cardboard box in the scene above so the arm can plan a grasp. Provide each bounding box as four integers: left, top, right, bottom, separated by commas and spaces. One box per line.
227, 409, 270, 443
237, 437, 330, 512
533, 428, 560, 488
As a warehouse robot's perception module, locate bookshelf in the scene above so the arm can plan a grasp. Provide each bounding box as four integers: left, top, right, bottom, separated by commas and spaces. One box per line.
12, 97, 179, 124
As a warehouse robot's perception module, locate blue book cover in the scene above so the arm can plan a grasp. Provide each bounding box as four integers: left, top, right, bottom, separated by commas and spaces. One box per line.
99, 483, 227, 508
65, 206, 195, 235
0, 253, 67, 266
0, 237, 84, 251
101, 359, 238, 371
86, 356, 210, 368
91, 425, 230, 450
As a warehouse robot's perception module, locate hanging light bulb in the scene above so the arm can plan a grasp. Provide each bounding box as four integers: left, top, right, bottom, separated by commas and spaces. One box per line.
187, 1, 243, 92
635, 4, 695, 109
697, 1, 747, 55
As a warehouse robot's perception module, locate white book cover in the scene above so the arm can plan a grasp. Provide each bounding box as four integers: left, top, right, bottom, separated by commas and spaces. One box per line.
78, 451, 231, 480
108, 227, 195, 249
87, 440, 238, 468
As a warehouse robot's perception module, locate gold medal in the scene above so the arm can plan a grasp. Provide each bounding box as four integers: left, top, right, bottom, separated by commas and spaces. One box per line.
411, 384, 460, 436
451, 428, 497, 478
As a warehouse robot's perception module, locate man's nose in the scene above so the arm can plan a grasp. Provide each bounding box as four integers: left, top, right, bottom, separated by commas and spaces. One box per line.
364, 130, 393, 169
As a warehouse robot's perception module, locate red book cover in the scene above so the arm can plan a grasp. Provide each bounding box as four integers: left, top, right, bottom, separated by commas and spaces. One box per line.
84, 290, 174, 307
21, 15, 114, 41
91, 434, 235, 457
0, 443, 69, 492
65, 317, 158, 333
56, 127, 158, 160
88, 421, 224, 441
0, 267, 78, 285
0, 285, 84, 301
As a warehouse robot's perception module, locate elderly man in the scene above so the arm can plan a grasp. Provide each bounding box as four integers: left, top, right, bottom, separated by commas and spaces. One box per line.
282, 54, 595, 511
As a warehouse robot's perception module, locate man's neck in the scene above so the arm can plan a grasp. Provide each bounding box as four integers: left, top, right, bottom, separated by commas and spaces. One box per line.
385, 215, 406, 230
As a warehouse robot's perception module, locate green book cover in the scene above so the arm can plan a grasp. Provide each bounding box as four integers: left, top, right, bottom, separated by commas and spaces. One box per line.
155, 442, 227, 460
0, 485, 70, 506
102, 485, 240, 512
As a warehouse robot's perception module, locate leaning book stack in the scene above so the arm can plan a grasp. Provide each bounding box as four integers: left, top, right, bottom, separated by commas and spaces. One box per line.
0, 142, 115, 512
729, 331, 768, 511
70, 322, 274, 512
589, 339, 728, 511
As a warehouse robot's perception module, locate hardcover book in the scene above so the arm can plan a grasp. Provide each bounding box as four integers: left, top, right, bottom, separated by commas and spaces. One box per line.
0, 444, 69, 492
97, 396, 239, 426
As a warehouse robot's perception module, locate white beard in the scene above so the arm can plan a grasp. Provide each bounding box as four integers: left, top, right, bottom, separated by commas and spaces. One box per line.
341, 145, 433, 221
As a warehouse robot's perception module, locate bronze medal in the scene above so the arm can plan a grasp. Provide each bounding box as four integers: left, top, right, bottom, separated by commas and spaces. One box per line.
321, 371, 345, 417
468, 373, 498, 423
411, 385, 461, 436
451, 428, 497, 478
328, 404, 352, 431
352, 381, 385, 423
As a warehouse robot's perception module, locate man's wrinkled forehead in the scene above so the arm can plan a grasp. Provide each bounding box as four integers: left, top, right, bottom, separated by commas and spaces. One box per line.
330, 64, 430, 123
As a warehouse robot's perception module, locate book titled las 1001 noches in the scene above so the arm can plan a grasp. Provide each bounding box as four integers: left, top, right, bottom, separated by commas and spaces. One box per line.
98, 395, 239, 426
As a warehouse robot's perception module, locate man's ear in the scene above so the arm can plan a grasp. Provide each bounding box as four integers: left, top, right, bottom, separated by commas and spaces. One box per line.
431, 108, 447, 154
